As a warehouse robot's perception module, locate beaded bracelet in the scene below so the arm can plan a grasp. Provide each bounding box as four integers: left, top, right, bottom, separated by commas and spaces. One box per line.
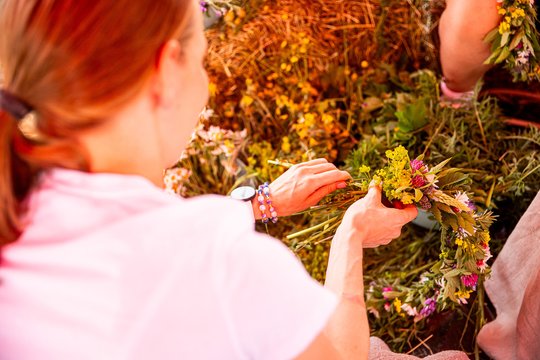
257, 182, 278, 224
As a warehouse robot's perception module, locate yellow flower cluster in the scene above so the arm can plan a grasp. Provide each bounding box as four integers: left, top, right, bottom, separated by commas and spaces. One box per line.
378, 146, 414, 203
393, 298, 402, 313
279, 32, 311, 73
454, 289, 472, 301
497, 2, 528, 34
454, 237, 470, 250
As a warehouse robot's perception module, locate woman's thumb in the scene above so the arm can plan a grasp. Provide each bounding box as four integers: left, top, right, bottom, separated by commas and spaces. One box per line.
364, 182, 382, 204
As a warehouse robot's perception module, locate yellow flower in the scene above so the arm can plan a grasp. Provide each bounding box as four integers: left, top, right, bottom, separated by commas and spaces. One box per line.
498, 7, 507, 15
322, 113, 334, 126
290, 56, 299, 64
281, 137, 291, 154
401, 193, 414, 205
208, 82, 218, 97
511, 8, 525, 19
361, 60, 369, 68
479, 231, 491, 244
499, 21, 511, 34
240, 95, 254, 108
393, 298, 402, 313
455, 290, 472, 302
358, 165, 371, 173
304, 113, 316, 127
455, 238, 464, 247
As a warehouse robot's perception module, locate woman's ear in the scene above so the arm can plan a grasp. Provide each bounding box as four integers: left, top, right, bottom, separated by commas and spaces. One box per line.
152, 39, 183, 109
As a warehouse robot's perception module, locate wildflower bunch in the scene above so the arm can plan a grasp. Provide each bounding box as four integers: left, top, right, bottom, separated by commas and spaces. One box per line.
165, 114, 248, 197
291, 146, 495, 321
485, 0, 540, 81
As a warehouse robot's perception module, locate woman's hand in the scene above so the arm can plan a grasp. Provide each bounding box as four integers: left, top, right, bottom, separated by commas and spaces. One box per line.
340, 184, 418, 248
252, 158, 351, 219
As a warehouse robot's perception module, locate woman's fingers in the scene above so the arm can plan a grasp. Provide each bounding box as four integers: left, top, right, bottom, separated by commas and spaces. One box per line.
295, 158, 328, 168
302, 162, 341, 175
305, 180, 348, 205
307, 170, 351, 189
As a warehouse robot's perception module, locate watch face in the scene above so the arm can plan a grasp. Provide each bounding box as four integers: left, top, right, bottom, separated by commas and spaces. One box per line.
230, 186, 256, 201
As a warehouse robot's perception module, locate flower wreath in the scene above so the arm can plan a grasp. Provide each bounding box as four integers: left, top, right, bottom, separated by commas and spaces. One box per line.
485, 0, 540, 82
290, 146, 496, 322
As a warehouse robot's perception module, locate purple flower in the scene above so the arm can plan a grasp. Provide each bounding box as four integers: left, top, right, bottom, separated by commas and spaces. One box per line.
419, 297, 436, 318
410, 159, 425, 172
467, 200, 477, 212
382, 287, 393, 300
200, 1, 208, 12
461, 274, 479, 289
411, 175, 426, 188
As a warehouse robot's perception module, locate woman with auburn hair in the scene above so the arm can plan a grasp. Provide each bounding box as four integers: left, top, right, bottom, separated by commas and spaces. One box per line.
0, 1, 419, 359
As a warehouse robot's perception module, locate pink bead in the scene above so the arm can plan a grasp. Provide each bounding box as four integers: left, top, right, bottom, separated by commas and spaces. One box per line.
259, 205, 266, 211
258, 195, 264, 202
271, 211, 278, 218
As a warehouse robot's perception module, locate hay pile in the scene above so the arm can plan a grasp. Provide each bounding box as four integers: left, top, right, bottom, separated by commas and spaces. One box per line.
205, 0, 444, 132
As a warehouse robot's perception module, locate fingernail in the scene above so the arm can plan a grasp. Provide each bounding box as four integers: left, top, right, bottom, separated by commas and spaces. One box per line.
337, 182, 347, 189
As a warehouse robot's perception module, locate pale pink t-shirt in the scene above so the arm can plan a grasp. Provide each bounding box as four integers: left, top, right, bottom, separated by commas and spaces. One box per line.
0, 169, 337, 360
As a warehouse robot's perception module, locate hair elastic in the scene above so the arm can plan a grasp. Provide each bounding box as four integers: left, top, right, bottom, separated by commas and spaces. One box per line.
0, 89, 33, 121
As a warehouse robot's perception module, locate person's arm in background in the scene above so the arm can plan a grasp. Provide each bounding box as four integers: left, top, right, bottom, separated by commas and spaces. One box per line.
439, 0, 501, 92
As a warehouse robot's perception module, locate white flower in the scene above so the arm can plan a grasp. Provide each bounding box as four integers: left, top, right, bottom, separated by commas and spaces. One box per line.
199, 107, 215, 121
517, 49, 532, 65
401, 303, 418, 317
368, 307, 380, 319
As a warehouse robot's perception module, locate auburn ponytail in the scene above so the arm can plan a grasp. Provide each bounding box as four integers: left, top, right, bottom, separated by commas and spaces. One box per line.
0, 0, 191, 247
0, 109, 28, 245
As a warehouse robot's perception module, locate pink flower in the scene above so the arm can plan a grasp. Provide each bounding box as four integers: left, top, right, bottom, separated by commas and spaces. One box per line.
461, 274, 479, 289
410, 159, 425, 172
411, 175, 426, 188
382, 287, 393, 300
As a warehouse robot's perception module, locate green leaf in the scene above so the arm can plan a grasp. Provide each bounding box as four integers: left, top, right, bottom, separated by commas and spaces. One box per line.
437, 203, 454, 214
438, 171, 469, 188
495, 46, 511, 64
444, 269, 461, 279
430, 205, 442, 224
501, 31, 510, 47
362, 97, 384, 112
394, 100, 428, 133
414, 188, 423, 202
484, 27, 500, 44
429, 158, 452, 174
484, 47, 502, 64
509, 32, 524, 50
446, 217, 459, 231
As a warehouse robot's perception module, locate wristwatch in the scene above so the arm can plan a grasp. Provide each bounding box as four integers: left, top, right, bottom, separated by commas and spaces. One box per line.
230, 186, 257, 202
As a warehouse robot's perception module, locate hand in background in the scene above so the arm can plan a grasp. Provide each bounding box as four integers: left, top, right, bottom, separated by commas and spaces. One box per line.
253, 158, 351, 219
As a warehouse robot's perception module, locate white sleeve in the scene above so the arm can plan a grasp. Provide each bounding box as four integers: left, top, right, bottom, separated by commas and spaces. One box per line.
216, 230, 338, 360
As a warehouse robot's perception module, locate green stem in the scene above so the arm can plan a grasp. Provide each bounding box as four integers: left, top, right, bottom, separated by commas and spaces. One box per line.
286, 216, 339, 240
